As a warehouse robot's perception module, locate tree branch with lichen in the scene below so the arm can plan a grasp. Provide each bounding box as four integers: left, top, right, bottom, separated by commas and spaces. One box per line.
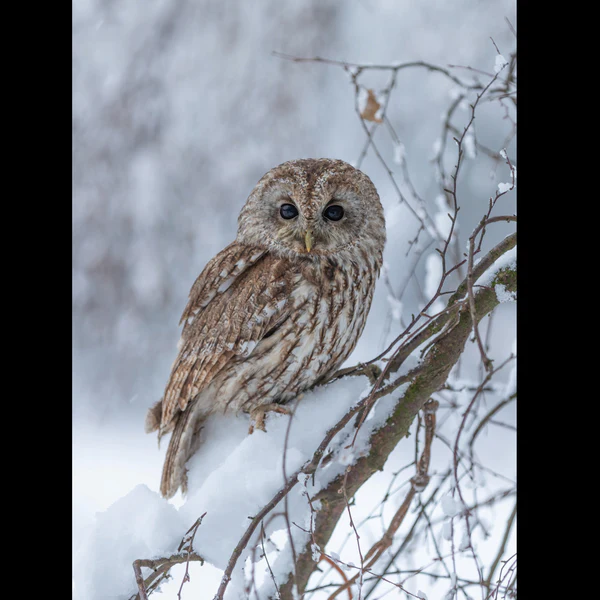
276, 232, 515, 598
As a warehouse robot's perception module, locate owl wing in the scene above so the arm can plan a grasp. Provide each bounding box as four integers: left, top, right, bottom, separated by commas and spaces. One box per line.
179, 241, 268, 335
159, 242, 292, 430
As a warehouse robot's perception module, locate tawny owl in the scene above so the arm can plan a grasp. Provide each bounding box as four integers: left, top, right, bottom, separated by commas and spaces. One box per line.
145, 158, 386, 498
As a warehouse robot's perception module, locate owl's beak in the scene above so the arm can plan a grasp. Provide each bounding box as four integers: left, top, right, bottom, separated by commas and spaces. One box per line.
304, 230, 314, 252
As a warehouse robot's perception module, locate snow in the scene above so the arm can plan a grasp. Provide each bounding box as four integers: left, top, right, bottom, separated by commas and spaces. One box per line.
464, 132, 477, 159
475, 245, 516, 289
494, 282, 516, 303
497, 181, 514, 193
311, 542, 322, 562
458, 528, 471, 551
73, 484, 185, 599
393, 141, 406, 166
433, 194, 452, 239
441, 493, 462, 518
424, 251, 445, 315
494, 54, 509, 73
337, 445, 356, 466
73, 373, 412, 598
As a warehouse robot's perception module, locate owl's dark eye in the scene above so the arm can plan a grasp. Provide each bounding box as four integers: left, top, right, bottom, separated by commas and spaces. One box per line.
323, 205, 344, 221
280, 203, 299, 219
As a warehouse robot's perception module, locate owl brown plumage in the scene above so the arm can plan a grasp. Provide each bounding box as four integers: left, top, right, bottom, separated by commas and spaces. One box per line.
146, 158, 386, 498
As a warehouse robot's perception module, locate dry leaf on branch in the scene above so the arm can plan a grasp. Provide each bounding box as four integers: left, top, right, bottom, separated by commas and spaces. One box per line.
360, 89, 383, 123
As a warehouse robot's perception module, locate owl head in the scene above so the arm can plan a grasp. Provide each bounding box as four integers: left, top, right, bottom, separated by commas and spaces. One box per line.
237, 158, 386, 263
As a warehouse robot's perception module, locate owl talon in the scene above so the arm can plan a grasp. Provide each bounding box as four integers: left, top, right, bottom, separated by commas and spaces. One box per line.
248, 403, 291, 434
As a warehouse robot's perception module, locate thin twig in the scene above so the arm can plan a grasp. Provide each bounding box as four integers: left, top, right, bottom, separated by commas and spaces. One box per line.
177, 513, 207, 599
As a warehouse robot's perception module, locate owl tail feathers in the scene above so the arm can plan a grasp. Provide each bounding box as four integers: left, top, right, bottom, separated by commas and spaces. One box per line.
160, 400, 208, 499
145, 400, 163, 434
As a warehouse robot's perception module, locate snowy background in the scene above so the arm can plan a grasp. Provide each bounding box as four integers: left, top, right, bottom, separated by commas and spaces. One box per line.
73, 1, 516, 598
